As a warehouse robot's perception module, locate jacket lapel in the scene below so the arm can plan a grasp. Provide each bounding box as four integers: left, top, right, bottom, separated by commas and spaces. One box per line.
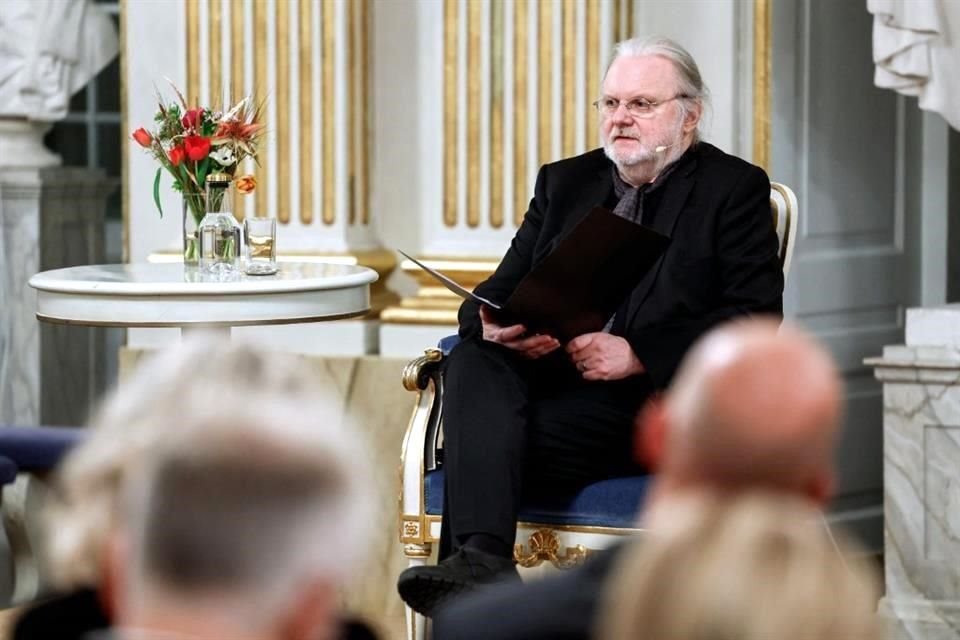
623, 152, 699, 323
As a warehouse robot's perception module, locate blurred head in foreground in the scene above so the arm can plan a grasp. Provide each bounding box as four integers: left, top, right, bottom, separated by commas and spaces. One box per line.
639, 317, 843, 521
45, 339, 371, 639
597, 491, 882, 640
109, 392, 370, 640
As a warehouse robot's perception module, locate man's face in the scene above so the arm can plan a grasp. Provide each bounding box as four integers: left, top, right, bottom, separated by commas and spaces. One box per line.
599, 55, 688, 168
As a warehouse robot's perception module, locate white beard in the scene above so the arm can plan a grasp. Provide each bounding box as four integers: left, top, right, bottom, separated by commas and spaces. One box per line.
601, 115, 686, 171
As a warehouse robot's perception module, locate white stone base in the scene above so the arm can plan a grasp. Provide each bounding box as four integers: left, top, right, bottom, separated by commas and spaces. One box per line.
379, 323, 458, 357
878, 596, 960, 640
128, 320, 380, 356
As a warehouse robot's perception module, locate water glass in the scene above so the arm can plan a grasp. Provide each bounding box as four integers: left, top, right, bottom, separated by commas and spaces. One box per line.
243, 216, 278, 275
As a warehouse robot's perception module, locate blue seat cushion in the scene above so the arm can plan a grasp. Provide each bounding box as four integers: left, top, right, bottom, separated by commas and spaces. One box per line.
0, 456, 18, 486
424, 469, 651, 529
0, 426, 85, 471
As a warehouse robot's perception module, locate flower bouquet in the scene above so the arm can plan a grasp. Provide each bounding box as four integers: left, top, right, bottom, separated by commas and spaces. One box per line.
131, 83, 263, 263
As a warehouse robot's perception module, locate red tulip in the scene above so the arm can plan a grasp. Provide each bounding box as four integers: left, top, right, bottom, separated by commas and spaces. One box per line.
168, 145, 186, 166
131, 127, 152, 147
183, 135, 211, 162
181, 108, 204, 130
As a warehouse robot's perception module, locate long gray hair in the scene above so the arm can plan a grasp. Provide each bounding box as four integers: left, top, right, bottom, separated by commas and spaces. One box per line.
608, 35, 711, 141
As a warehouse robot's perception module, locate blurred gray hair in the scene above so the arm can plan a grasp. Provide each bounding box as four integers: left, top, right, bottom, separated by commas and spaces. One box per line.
45, 339, 371, 593
122, 396, 370, 630
608, 35, 711, 141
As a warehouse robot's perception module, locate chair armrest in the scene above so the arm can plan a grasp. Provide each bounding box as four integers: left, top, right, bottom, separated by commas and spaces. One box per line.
402, 349, 446, 470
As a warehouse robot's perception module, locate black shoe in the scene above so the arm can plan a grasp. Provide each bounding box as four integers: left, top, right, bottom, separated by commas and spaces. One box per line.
397, 547, 519, 617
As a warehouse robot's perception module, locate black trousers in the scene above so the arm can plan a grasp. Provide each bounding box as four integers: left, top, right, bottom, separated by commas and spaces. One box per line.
439, 337, 652, 557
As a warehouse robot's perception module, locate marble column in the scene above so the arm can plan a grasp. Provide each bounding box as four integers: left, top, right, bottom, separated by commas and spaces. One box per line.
866, 305, 960, 640
0, 167, 116, 426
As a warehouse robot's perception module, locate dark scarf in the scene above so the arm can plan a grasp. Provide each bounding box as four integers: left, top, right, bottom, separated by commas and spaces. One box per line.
603, 153, 684, 332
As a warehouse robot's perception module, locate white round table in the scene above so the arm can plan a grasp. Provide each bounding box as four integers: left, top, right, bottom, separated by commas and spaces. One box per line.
29, 262, 378, 335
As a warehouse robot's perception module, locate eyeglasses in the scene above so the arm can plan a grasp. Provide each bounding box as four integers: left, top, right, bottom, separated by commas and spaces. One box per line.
592, 94, 689, 119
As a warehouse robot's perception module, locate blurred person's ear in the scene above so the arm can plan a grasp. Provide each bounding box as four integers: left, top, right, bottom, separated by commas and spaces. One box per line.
635, 395, 667, 471
280, 580, 337, 640
100, 530, 128, 622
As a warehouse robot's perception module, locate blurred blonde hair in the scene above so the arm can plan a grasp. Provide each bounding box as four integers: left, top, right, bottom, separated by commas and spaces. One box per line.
45, 338, 365, 589
596, 491, 882, 640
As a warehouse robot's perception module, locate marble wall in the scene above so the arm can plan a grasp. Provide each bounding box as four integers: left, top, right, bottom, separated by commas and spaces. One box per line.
0, 167, 115, 427
868, 306, 960, 640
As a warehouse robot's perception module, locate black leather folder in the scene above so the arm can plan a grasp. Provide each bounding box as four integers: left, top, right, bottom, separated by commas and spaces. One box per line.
400, 207, 670, 342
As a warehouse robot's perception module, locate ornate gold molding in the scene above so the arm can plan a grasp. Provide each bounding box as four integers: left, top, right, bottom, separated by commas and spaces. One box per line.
403, 543, 432, 559
380, 256, 498, 325
513, 528, 593, 569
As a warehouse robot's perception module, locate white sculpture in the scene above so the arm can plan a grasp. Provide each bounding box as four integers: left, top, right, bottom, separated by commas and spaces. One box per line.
0, 0, 119, 167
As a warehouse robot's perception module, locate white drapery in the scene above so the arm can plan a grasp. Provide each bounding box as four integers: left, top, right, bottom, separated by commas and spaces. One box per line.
869, 0, 960, 131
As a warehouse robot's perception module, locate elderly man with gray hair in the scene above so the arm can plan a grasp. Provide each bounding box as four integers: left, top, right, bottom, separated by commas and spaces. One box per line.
398, 33, 783, 615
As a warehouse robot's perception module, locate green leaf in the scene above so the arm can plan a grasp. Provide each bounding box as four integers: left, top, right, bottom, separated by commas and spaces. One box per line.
197, 157, 211, 187
153, 167, 164, 218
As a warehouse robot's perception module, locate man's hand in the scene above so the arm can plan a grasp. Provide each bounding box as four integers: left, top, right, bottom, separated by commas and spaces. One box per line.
479, 306, 561, 359
566, 333, 645, 381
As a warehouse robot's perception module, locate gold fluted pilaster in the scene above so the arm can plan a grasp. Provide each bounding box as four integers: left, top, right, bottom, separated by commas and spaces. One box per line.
299, 0, 314, 225
321, 0, 335, 225
175, 0, 374, 241
230, 0, 247, 222
253, 0, 268, 219
347, 0, 356, 225
466, 0, 481, 228
442, 0, 458, 227
585, 0, 599, 148
489, 0, 504, 229
753, 0, 771, 172
360, 0, 370, 225
537, 0, 553, 167
513, 0, 528, 226
562, 0, 576, 157
276, 0, 290, 223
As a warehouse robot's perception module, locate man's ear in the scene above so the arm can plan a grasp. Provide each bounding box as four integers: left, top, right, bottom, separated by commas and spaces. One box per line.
279, 579, 337, 640
682, 104, 702, 134
635, 396, 667, 471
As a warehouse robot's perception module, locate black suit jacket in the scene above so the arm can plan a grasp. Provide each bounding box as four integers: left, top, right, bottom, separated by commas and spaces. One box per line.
458, 143, 783, 389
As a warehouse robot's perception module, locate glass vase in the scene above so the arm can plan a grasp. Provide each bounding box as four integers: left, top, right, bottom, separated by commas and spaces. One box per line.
181, 192, 205, 266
